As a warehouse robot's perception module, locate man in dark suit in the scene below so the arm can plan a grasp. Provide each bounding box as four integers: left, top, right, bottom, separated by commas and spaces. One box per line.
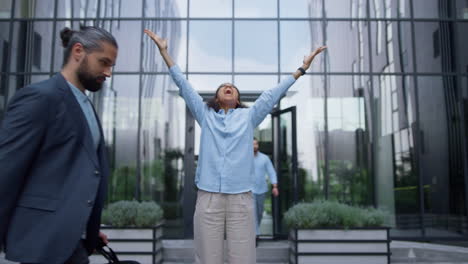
0, 25, 118, 264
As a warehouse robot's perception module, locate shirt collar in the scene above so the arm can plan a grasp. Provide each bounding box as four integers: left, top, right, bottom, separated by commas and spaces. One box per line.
67, 81, 89, 103
217, 108, 235, 114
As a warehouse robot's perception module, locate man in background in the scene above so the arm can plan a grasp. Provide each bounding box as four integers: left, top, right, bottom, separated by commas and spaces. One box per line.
252, 138, 279, 240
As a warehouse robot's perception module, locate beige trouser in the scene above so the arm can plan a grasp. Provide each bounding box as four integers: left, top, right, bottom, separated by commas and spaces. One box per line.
194, 190, 256, 264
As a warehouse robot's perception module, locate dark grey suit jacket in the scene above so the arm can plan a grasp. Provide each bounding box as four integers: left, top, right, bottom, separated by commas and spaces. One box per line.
0, 73, 109, 263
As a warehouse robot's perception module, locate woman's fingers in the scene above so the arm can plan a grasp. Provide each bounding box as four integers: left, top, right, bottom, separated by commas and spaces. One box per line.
303, 46, 327, 66
312, 46, 327, 56
144, 29, 168, 49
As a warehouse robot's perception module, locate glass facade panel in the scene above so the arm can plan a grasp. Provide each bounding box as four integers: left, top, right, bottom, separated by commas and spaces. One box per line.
25, 0, 55, 18
190, 0, 232, 18
142, 20, 187, 72
414, 22, 443, 73
53, 20, 70, 72
70, 0, 98, 18
187, 74, 232, 92
456, 0, 468, 19
326, 22, 370, 73
456, 23, 468, 71
412, 0, 441, 18
280, 21, 323, 73
0, 0, 12, 18
325, 0, 367, 18
105, 74, 139, 202
282, 75, 325, 202
234, 0, 277, 18
326, 75, 370, 206
417, 76, 466, 238
233, 75, 278, 92
279, 0, 322, 18
235, 21, 277, 72
0, 22, 10, 75
101, 0, 142, 18
111, 21, 142, 72
189, 21, 232, 72
144, 0, 187, 18
31, 22, 53, 73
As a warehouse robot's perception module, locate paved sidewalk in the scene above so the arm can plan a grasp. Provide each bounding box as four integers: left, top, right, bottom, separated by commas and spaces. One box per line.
2, 240, 468, 263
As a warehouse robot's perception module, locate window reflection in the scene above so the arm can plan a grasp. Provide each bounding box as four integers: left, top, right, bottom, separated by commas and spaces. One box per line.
187, 74, 231, 92
325, 22, 369, 73
414, 22, 442, 73
280, 21, 323, 73
190, 0, 232, 18
235, 21, 277, 72
412, 0, 440, 18
142, 20, 186, 72
280, 0, 322, 18
234, 75, 278, 92
0, 0, 12, 18
189, 21, 232, 72
111, 21, 142, 72
235, 0, 276, 18
144, 0, 187, 17
101, 0, 142, 18
325, 0, 366, 18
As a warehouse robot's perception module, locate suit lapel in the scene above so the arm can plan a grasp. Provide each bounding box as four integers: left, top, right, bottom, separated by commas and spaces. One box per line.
54, 73, 100, 167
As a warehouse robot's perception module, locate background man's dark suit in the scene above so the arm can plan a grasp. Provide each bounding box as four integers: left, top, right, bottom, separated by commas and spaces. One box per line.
0, 73, 109, 263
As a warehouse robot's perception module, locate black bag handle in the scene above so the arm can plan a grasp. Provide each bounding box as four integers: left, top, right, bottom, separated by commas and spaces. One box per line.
96, 238, 120, 264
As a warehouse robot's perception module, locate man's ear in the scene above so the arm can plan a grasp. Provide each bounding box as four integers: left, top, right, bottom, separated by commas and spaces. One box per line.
71, 43, 86, 62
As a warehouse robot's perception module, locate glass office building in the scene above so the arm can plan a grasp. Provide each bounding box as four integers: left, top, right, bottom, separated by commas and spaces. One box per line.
1, 0, 468, 240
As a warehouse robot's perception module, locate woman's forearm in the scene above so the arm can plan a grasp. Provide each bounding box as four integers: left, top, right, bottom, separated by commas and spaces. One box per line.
160, 49, 175, 68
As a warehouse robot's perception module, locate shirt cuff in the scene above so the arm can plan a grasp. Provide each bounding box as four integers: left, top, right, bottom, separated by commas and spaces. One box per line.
169, 65, 182, 76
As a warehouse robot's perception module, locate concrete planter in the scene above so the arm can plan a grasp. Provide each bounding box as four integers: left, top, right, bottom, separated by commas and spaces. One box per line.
289, 227, 391, 264
91, 223, 164, 264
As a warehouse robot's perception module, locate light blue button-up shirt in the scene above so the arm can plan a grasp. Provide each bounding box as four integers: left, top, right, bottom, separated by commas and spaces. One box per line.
67, 81, 101, 151
169, 65, 295, 194
252, 152, 277, 194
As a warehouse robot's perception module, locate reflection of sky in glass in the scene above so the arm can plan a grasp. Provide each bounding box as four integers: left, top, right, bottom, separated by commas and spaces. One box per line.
189, 21, 232, 72
235, 0, 277, 17
190, 0, 231, 17
325, 0, 352, 17
280, 0, 322, 18
326, 22, 362, 72
187, 74, 231, 92
144, 0, 187, 17
234, 75, 278, 92
235, 21, 277, 72
280, 21, 322, 73
112, 21, 142, 72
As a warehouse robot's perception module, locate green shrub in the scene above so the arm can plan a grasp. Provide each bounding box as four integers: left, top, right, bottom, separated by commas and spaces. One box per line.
102, 200, 163, 227
284, 200, 387, 229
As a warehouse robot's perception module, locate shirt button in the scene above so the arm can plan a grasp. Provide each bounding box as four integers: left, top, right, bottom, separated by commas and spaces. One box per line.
87, 200, 93, 207
94, 170, 100, 176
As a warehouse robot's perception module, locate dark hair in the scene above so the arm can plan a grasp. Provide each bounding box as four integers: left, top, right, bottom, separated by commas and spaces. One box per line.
206, 83, 248, 112
60, 25, 118, 66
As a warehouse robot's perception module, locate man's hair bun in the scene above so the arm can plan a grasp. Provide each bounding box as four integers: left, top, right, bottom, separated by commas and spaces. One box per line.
60, 27, 75, 48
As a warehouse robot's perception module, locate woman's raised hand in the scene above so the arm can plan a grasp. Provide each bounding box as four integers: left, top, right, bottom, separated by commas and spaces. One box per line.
302, 46, 327, 70
144, 29, 168, 51
143, 29, 175, 67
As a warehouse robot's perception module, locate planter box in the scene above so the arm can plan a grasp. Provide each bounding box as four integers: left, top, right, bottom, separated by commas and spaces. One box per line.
91, 223, 163, 264
289, 227, 391, 264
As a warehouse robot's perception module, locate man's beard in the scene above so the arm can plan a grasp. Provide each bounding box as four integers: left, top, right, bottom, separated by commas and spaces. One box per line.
77, 57, 105, 92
